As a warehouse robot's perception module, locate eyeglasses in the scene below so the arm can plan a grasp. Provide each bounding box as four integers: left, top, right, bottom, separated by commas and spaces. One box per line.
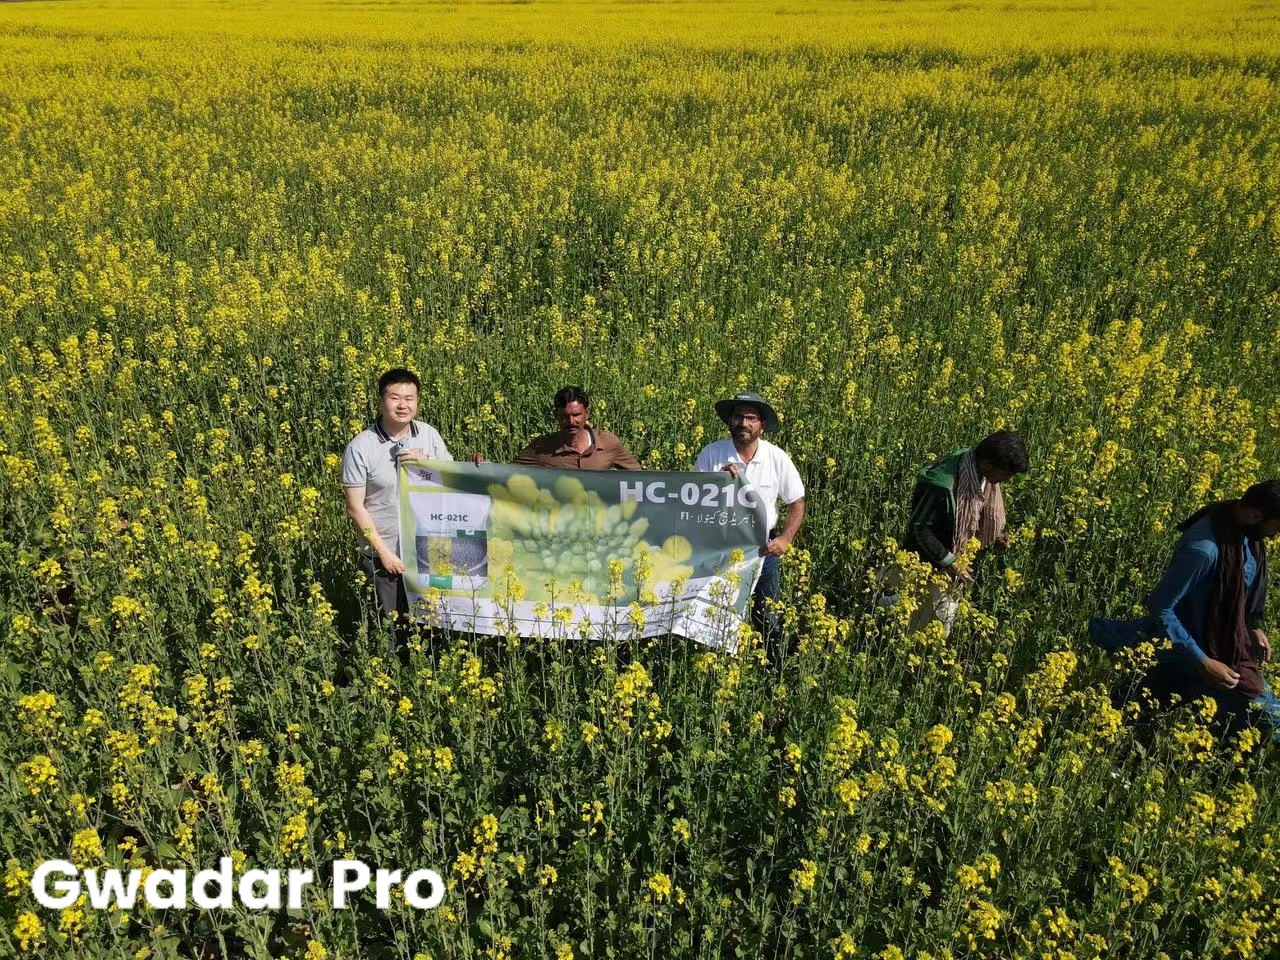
731, 413, 762, 424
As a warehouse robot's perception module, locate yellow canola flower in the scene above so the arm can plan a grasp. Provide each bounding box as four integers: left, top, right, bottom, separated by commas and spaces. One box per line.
790, 859, 818, 902
646, 871, 673, 902
14, 912, 43, 952
922, 723, 954, 755
18, 754, 57, 796
17, 691, 62, 735
4, 861, 30, 899
71, 827, 104, 864
278, 812, 309, 857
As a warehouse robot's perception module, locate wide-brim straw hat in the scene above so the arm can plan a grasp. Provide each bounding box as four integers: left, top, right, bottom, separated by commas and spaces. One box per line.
714, 391, 780, 434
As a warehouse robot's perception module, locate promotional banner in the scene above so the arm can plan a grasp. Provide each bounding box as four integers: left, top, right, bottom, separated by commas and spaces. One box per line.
398, 461, 768, 651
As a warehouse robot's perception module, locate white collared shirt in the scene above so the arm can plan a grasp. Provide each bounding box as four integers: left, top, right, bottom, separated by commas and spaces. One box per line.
695, 437, 804, 532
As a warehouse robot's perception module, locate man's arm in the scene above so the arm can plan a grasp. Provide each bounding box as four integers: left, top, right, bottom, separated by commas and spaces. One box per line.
1148, 540, 1244, 690
1253, 628, 1272, 663
766, 497, 805, 556
513, 439, 542, 466
343, 485, 405, 575
614, 451, 642, 470
1247, 549, 1270, 660
907, 482, 955, 568
427, 426, 453, 461
1146, 541, 1215, 664
610, 435, 643, 471
767, 454, 807, 555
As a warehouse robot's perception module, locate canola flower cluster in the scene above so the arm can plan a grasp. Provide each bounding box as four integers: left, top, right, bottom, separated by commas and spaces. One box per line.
484, 473, 695, 602
2, 0, 1280, 957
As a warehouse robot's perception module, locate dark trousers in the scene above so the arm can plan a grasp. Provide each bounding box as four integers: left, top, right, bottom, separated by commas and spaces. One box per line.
753, 552, 782, 657
360, 554, 410, 659
1138, 662, 1280, 744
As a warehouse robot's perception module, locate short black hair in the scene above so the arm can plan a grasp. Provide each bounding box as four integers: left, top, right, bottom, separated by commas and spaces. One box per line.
554, 385, 590, 410
1242, 480, 1280, 519
378, 368, 421, 396
975, 430, 1029, 474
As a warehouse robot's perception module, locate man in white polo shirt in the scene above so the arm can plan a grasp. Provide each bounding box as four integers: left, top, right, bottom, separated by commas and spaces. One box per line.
342, 368, 452, 628
695, 391, 806, 654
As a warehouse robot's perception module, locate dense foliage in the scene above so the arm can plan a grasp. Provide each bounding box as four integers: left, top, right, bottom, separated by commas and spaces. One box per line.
2, 1, 1279, 957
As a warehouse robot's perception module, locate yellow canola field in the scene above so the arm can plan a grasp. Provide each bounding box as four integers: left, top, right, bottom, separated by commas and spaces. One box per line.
2, 1, 1280, 958
3, 0, 1280, 53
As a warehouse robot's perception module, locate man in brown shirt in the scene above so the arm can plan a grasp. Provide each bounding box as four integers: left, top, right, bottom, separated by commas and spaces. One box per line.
513, 386, 642, 470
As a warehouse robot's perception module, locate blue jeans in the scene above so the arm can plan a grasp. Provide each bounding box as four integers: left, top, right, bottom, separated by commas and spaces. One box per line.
753, 553, 781, 653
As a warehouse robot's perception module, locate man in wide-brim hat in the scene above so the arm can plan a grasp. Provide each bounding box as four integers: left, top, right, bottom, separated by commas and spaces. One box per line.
696, 391, 806, 658
713, 391, 781, 435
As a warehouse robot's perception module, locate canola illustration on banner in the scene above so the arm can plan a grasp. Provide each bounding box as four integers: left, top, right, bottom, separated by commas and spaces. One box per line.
398, 460, 767, 645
